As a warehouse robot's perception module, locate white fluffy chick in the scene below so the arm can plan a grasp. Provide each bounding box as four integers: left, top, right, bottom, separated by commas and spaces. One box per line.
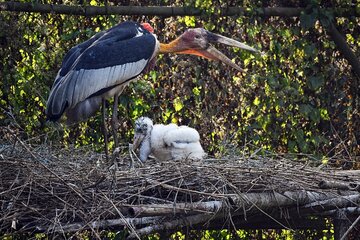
132, 117, 206, 162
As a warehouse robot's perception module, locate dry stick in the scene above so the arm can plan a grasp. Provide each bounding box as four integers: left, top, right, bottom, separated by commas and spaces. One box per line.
129, 201, 223, 217
100, 193, 141, 240
10, 130, 88, 203
149, 180, 229, 199
224, 176, 292, 231
128, 213, 215, 239
1, 3, 359, 17
37, 216, 161, 233
302, 194, 360, 211
333, 170, 360, 177
123, 193, 174, 204
319, 207, 360, 216
340, 214, 360, 240
118, 174, 191, 204
319, 180, 359, 191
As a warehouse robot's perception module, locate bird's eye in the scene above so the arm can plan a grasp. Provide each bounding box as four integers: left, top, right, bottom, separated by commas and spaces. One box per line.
195, 35, 200, 39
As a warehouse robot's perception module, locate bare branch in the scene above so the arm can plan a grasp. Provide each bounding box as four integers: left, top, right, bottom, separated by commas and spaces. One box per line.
326, 22, 360, 78
0, 2, 359, 17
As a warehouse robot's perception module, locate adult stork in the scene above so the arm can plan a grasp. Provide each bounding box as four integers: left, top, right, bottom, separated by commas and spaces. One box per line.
132, 117, 206, 162
46, 21, 260, 157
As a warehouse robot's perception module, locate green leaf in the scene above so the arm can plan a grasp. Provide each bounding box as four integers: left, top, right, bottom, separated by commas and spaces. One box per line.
173, 97, 183, 112
184, 16, 196, 27
309, 108, 321, 123
307, 76, 324, 90
253, 96, 260, 106
299, 104, 312, 118
320, 108, 330, 120
192, 86, 201, 96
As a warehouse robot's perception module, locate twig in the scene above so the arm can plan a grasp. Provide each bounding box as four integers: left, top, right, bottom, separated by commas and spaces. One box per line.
7, 128, 88, 203
101, 193, 141, 240
340, 214, 360, 240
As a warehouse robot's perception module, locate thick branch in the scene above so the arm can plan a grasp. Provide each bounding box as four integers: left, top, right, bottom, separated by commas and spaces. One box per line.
326, 22, 360, 77
0, 2, 359, 17
0, 2, 201, 16
36, 216, 160, 233
129, 201, 223, 217
301, 194, 360, 212
128, 213, 214, 239
128, 191, 358, 217
319, 207, 360, 216
319, 180, 360, 191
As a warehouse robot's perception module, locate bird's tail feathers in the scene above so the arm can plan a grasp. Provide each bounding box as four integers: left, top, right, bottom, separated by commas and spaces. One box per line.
65, 97, 102, 124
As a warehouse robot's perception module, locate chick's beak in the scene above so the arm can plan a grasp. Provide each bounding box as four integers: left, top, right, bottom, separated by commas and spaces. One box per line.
132, 133, 145, 151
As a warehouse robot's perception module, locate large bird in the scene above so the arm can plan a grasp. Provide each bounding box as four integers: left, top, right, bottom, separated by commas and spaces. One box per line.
132, 117, 206, 162
46, 21, 260, 157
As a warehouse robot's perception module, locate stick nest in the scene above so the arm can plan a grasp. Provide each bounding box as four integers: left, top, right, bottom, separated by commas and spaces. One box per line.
0, 126, 359, 237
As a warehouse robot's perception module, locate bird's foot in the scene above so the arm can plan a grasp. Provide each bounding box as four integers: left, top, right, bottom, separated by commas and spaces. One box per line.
129, 143, 143, 169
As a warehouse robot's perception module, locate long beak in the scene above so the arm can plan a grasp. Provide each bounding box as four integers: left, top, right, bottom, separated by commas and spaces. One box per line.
132, 133, 145, 151
159, 29, 262, 72
208, 31, 261, 54
201, 31, 261, 72
194, 46, 245, 72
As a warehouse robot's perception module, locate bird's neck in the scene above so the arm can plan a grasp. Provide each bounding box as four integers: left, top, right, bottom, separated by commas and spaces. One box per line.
139, 132, 152, 162
160, 38, 208, 59
160, 38, 185, 53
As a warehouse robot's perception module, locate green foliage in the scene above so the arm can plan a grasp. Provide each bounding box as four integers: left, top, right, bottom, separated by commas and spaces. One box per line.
0, 0, 359, 164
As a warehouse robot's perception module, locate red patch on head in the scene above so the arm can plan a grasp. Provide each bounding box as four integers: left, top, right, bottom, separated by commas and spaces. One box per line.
141, 23, 154, 33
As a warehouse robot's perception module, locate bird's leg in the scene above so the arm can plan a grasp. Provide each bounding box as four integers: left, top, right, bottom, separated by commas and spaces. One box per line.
111, 94, 120, 149
128, 143, 143, 169
129, 143, 135, 169
102, 99, 109, 162
111, 94, 120, 166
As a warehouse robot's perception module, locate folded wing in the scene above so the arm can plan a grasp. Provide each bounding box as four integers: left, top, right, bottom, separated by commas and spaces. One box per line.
46, 22, 157, 122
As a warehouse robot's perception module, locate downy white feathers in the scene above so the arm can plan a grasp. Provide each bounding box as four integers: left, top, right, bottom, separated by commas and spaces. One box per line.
132, 117, 206, 162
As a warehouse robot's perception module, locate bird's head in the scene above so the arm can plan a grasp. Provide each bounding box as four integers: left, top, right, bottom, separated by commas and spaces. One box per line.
132, 117, 153, 150
160, 28, 262, 72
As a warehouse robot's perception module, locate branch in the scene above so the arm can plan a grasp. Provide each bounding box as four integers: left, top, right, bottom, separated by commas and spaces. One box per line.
129, 201, 223, 217
333, 170, 360, 177
36, 216, 161, 233
295, 194, 360, 215
0, 2, 359, 17
0, 2, 201, 16
319, 207, 360, 216
340, 215, 360, 240
127, 191, 356, 239
319, 180, 360, 191
127, 213, 214, 239
326, 22, 360, 78
128, 191, 358, 217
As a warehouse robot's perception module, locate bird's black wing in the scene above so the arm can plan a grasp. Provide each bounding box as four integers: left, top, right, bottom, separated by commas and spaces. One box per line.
46, 21, 157, 121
